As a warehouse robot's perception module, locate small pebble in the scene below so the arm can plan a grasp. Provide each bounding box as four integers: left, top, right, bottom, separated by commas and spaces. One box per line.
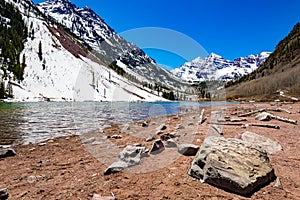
142, 121, 149, 127
192, 132, 202, 136
111, 135, 122, 139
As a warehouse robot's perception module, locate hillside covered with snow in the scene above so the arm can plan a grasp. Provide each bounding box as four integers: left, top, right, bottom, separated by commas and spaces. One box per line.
37, 0, 186, 92
1, 0, 166, 102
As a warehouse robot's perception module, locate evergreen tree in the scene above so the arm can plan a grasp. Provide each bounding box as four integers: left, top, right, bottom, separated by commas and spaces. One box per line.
38, 41, 42, 60
22, 54, 26, 68
0, 81, 5, 99
42, 59, 46, 70
0, 0, 27, 80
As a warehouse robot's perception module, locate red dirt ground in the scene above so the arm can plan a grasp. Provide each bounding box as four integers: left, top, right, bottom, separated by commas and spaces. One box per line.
0, 102, 299, 199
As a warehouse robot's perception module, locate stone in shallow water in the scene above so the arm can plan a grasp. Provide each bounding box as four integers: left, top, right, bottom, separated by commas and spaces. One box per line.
189, 136, 276, 196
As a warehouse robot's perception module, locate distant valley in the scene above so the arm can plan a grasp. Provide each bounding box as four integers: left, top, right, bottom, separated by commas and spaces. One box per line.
0, 0, 299, 102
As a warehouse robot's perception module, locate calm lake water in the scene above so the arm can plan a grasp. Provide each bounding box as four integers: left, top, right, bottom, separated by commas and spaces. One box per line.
0, 101, 233, 145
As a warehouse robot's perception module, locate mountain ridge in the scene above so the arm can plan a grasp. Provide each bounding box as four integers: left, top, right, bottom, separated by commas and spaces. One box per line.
171, 52, 271, 82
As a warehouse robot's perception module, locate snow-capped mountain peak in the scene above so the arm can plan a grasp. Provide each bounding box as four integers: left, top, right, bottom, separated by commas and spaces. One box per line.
207, 52, 223, 59
171, 52, 271, 82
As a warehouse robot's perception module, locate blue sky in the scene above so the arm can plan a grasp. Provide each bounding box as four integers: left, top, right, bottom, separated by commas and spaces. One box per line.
33, 0, 300, 69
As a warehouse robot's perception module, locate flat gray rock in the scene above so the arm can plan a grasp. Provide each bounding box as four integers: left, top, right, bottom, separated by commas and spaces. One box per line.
104, 145, 147, 175
118, 145, 147, 164
241, 131, 282, 154
104, 161, 128, 175
83, 137, 96, 144
165, 139, 177, 148
189, 136, 276, 196
178, 144, 199, 156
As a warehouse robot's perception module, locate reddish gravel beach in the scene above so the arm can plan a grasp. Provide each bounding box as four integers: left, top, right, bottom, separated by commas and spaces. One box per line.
0, 102, 299, 199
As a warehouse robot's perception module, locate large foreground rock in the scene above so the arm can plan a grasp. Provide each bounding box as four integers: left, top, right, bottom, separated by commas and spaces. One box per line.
189, 136, 276, 196
104, 145, 147, 175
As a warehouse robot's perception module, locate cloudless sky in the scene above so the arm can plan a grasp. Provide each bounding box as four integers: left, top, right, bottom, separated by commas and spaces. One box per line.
33, 0, 300, 69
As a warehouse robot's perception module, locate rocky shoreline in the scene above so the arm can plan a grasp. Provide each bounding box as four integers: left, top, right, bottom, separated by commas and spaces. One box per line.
0, 102, 299, 199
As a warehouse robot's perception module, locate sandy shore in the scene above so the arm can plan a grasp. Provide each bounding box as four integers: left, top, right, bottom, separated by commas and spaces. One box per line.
0, 102, 299, 199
